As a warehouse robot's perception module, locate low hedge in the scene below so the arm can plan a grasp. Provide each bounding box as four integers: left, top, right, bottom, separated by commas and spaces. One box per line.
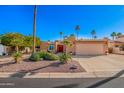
44, 53, 59, 61
29, 52, 41, 61
38, 51, 47, 58
29, 51, 58, 61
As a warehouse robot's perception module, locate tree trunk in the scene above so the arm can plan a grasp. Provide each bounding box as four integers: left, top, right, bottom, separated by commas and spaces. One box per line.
33, 5, 37, 53
113, 36, 114, 40
16, 46, 19, 52
60, 35, 62, 41
15, 58, 21, 64
65, 45, 67, 54
77, 31, 78, 40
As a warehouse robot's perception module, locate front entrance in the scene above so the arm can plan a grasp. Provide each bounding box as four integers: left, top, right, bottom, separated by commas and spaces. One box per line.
57, 45, 64, 52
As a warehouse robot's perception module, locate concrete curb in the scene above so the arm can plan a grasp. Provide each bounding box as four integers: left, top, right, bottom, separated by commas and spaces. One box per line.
0, 71, 122, 78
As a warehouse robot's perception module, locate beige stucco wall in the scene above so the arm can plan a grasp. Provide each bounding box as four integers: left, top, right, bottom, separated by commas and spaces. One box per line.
75, 43, 107, 55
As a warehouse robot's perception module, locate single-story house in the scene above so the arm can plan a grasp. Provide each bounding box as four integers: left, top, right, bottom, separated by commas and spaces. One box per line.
40, 37, 108, 56
116, 35, 124, 42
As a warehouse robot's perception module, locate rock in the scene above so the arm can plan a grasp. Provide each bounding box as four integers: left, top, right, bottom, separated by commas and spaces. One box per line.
70, 65, 77, 70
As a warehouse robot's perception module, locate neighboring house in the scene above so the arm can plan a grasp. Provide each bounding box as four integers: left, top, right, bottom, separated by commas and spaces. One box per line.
116, 35, 124, 42
108, 35, 124, 54
108, 41, 123, 48
40, 36, 108, 55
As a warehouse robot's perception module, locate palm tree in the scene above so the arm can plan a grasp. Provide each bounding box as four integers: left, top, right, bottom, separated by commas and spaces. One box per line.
94, 35, 97, 39
116, 32, 122, 38
91, 30, 96, 39
59, 32, 63, 41
33, 5, 37, 53
75, 25, 80, 40
70, 34, 75, 37
64, 36, 68, 39
111, 32, 116, 40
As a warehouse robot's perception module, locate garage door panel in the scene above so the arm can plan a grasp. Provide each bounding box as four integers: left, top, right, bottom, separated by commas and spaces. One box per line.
76, 43, 105, 55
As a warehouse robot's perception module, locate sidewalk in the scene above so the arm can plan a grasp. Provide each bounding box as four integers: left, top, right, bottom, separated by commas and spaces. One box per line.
0, 71, 123, 78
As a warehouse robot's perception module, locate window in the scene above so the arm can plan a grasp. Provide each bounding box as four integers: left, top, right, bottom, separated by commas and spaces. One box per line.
49, 44, 54, 50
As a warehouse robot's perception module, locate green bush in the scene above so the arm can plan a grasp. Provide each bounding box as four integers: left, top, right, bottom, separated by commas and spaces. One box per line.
38, 51, 47, 58
29, 51, 58, 61
12, 52, 22, 63
29, 52, 41, 61
59, 53, 72, 64
44, 53, 59, 61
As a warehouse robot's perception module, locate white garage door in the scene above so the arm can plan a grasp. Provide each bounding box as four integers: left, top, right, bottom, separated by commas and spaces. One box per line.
76, 43, 105, 55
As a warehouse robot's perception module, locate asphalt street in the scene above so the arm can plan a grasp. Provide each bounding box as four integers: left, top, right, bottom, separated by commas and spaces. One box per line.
0, 77, 124, 88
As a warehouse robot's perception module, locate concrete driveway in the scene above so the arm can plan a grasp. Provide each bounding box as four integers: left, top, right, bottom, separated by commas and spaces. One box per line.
73, 54, 124, 73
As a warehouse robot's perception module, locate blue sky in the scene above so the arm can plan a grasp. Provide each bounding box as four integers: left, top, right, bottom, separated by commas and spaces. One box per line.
0, 5, 124, 41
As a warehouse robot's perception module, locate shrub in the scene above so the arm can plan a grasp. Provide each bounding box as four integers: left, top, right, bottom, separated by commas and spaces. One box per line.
38, 51, 58, 61
29, 52, 41, 61
44, 53, 59, 61
38, 51, 47, 58
59, 53, 72, 64
12, 52, 22, 63
29, 51, 58, 61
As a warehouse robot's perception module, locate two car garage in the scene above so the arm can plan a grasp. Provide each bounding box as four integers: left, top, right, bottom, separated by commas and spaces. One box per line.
75, 40, 108, 56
